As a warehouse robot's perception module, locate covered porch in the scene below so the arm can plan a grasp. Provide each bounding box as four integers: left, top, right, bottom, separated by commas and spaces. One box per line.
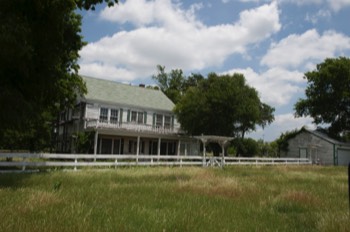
90, 129, 199, 157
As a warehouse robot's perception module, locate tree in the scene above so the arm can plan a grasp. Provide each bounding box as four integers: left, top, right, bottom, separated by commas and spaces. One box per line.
0, 0, 118, 151
294, 57, 350, 139
152, 65, 204, 104
231, 138, 259, 157
152, 65, 186, 104
275, 128, 301, 156
259, 103, 275, 129
73, 131, 95, 153
183, 73, 205, 90
174, 73, 274, 137
257, 139, 278, 157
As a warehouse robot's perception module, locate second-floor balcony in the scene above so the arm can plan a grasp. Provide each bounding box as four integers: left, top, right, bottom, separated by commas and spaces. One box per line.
86, 119, 184, 135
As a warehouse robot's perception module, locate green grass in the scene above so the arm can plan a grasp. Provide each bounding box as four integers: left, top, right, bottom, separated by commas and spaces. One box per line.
0, 166, 349, 232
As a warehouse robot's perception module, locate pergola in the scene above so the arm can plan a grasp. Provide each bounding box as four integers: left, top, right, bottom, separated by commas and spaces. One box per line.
194, 135, 234, 166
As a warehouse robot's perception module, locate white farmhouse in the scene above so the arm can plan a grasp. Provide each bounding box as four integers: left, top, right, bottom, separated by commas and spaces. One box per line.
56, 76, 199, 156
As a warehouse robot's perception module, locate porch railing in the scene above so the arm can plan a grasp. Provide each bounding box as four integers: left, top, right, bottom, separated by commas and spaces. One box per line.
86, 120, 183, 134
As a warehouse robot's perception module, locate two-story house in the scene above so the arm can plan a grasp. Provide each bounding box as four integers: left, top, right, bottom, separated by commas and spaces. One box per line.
56, 76, 199, 156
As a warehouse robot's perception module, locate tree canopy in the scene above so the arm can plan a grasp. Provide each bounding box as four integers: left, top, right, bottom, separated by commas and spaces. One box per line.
0, 0, 118, 151
294, 57, 350, 139
152, 65, 204, 104
173, 72, 274, 137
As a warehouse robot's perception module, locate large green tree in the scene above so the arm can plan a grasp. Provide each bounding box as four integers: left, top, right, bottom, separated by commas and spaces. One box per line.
0, 0, 117, 151
152, 65, 186, 104
152, 65, 204, 104
294, 57, 350, 139
174, 73, 274, 137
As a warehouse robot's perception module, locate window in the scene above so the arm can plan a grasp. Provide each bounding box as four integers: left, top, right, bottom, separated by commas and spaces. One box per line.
138, 112, 144, 124
99, 108, 108, 123
164, 116, 171, 129
168, 142, 176, 155
110, 109, 118, 124
156, 114, 163, 127
100, 138, 112, 154
113, 139, 121, 154
131, 111, 137, 122
149, 141, 158, 155
131, 111, 144, 124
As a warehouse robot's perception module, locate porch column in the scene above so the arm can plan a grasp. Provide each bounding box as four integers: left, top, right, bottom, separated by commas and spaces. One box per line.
177, 140, 181, 156
220, 140, 229, 167
136, 136, 140, 163
157, 137, 161, 161
94, 130, 98, 161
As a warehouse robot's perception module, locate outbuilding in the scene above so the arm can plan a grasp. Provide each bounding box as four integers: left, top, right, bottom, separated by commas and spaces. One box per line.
281, 128, 350, 165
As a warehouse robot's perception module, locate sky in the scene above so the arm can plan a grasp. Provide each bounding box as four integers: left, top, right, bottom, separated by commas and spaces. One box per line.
78, 0, 350, 141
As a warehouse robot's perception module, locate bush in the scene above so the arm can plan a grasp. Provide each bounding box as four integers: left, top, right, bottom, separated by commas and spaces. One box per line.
232, 138, 259, 157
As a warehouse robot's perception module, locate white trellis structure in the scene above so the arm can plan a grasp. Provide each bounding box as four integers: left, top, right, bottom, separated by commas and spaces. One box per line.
194, 135, 234, 167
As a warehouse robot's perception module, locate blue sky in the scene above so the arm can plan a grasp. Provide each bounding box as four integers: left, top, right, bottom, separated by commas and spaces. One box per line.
78, 0, 350, 141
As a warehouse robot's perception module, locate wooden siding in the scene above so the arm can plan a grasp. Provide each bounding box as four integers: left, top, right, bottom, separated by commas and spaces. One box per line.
283, 131, 334, 165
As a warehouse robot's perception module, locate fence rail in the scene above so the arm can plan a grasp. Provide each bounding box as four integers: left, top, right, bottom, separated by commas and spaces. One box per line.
0, 153, 312, 172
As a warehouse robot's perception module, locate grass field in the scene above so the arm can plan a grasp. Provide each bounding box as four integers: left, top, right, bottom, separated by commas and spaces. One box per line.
0, 166, 349, 232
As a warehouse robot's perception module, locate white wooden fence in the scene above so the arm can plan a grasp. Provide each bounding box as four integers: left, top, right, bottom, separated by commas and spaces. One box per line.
0, 153, 312, 172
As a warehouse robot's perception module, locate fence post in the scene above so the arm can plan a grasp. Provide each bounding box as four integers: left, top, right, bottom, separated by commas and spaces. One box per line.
74, 158, 77, 171
22, 156, 26, 172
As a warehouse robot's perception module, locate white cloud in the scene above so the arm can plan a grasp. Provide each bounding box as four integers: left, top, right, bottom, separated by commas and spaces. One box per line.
274, 113, 315, 130
248, 113, 315, 141
79, 63, 136, 82
79, 1, 280, 81
261, 29, 350, 69
327, 0, 350, 12
280, 0, 323, 6
280, 0, 350, 11
100, 0, 203, 29
222, 67, 304, 107
305, 9, 331, 24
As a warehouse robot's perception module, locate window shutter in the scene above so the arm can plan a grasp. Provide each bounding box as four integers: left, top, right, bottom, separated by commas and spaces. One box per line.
152, 113, 156, 126
144, 111, 147, 124
171, 115, 175, 129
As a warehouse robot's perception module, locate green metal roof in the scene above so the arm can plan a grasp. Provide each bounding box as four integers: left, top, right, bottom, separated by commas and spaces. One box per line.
81, 76, 175, 111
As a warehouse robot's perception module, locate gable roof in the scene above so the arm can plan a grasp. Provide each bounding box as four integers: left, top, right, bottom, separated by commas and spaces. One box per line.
81, 76, 175, 112
302, 128, 350, 147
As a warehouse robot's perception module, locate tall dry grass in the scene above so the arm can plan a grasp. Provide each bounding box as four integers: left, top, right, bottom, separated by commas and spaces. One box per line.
0, 166, 349, 231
